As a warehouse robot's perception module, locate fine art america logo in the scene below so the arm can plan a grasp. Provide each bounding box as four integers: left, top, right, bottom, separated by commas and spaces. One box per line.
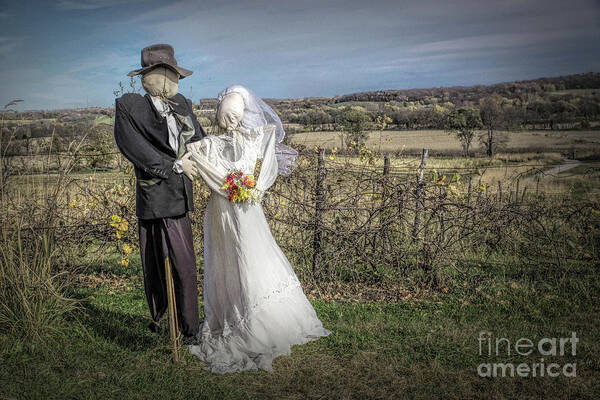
477, 331, 578, 378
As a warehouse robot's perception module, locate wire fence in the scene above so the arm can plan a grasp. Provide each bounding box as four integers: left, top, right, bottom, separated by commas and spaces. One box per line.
2, 148, 598, 289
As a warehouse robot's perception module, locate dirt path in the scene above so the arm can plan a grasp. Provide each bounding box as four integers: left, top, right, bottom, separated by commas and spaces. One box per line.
540, 158, 582, 176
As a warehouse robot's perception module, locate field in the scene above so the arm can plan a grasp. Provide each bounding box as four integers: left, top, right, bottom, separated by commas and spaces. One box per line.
291, 129, 600, 155
1, 116, 600, 398
551, 88, 600, 96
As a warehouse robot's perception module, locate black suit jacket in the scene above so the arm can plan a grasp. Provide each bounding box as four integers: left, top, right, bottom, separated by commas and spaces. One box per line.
114, 93, 206, 219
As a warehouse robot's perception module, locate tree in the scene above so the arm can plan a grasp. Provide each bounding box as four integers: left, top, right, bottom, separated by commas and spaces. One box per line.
339, 108, 371, 152
1, 100, 24, 185
479, 94, 505, 157
375, 114, 392, 153
578, 96, 600, 128
79, 123, 114, 170
300, 109, 331, 131
444, 108, 482, 157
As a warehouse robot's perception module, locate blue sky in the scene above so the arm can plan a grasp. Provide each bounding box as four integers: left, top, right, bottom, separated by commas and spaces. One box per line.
1, 0, 599, 111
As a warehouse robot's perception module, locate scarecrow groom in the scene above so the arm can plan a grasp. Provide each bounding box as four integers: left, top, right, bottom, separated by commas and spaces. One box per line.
114, 44, 205, 341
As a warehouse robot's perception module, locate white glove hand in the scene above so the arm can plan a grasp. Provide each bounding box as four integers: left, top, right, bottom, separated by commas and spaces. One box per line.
173, 159, 184, 174
181, 152, 198, 181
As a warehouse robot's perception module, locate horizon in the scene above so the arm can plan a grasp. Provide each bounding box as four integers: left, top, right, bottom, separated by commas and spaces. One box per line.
1, 0, 600, 112
6, 71, 599, 112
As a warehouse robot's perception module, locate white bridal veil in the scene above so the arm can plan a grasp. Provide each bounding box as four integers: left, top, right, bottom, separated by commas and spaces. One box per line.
217, 85, 298, 176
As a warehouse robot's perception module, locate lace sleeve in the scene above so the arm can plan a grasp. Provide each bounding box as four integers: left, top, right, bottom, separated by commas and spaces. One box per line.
256, 125, 278, 192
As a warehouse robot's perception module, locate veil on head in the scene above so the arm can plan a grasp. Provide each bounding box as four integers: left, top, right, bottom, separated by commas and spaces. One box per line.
217, 85, 298, 176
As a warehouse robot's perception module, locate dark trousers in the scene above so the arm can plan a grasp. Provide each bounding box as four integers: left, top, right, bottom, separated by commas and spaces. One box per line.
138, 213, 200, 337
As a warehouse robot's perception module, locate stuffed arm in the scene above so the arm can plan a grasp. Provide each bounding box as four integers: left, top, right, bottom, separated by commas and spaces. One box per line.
113, 99, 175, 179
186, 138, 229, 197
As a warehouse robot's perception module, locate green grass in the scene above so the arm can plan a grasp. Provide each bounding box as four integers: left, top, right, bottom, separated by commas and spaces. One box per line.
94, 115, 115, 126
551, 88, 600, 96
1, 251, 598, 399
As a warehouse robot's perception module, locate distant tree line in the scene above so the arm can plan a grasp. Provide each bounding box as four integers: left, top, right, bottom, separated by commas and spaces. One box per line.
333, 72, 600, 104
1, 72, 599, 158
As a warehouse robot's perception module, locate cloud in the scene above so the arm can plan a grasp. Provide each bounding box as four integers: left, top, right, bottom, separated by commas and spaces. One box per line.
0, 12, 10, 19
56, 0, 145, 10
3, 0, 600, 110
0, 37, 21, 55
409, 27, 595, 55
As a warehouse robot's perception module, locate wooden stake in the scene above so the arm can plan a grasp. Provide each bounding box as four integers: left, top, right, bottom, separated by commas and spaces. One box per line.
164, 256, 181, 362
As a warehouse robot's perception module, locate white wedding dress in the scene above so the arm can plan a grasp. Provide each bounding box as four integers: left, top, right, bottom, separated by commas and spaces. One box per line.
186, 124, 331, 373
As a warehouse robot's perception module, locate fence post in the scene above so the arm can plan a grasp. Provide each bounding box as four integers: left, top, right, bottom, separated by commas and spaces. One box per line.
467, 176, 474, 226
312, 148, 326, 278
515, 178, 520, 205
412, 148, 428, 241
439, 186, 445, 242
303, 179, 307, 203
383, 154, 390, 176
381, 154, 391, 255
474, 178, 482, 224
497, 180, 502, 202
467, 176, 473, 207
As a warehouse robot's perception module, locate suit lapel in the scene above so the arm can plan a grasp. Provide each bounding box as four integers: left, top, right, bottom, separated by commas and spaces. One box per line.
144, 93, 162, 119
168, 93, 189, 115
144, 93, 178, 157
143, 93, 194, 158
174, 114, 195, 158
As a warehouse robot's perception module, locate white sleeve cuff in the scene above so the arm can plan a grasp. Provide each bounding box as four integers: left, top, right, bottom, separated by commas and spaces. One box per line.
173, 159, 184, 173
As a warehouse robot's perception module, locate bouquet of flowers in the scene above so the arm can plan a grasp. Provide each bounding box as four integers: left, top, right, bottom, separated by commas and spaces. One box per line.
221, 171, 262, 203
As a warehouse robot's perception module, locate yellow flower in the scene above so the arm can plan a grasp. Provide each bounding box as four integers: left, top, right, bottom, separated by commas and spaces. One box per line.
69, 199, 77, 208
118, 221, 129, 232
110, 215, 122, 228
120, 257, 130, 267
447, 185, 459, 197
116, 230, 123, 239
122, 243, 134, 255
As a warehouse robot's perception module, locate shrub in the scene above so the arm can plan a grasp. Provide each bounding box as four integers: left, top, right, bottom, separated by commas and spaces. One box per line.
0, 227, 79, 343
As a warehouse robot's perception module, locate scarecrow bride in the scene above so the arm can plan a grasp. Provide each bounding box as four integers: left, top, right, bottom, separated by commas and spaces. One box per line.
185, 85, 330, 373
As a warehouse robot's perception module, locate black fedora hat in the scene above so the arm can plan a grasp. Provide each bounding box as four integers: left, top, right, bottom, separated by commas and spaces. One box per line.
127, 44, 193, 79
